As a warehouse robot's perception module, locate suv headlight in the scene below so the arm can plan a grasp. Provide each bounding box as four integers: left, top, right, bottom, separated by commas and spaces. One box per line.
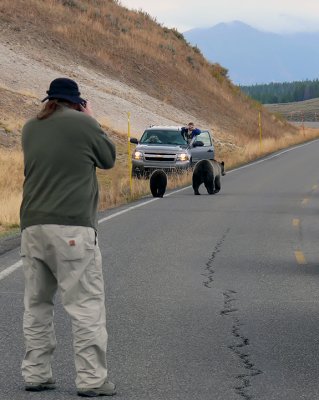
176, 153, 189, 161
133, 151, 143, 160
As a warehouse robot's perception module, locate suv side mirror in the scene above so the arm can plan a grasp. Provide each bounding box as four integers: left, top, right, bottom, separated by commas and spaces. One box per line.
130, 138, 138, 144
193, 140, 204, 147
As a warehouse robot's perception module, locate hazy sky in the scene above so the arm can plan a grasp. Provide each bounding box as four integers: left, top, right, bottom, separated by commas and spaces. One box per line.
120, 0, 319, 33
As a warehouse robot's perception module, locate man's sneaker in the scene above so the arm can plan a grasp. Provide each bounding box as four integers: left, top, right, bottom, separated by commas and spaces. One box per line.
77, 380, 116, 397
25, 378, 56, 392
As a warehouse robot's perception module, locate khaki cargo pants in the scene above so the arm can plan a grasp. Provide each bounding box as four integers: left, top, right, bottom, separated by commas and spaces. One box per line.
20, 224, 108, 389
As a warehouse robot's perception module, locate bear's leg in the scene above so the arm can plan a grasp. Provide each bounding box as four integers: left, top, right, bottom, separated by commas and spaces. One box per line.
214, 176, 221, 194
192, 173, 202, 195
204, 176, 215, 195
193, 186, 200, 195
192, 176, 201, 195
152, 187, 158, 197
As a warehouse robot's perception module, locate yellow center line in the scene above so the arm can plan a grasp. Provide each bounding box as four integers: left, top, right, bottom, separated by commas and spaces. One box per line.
295, 251, 307, 265
301, 198, 309, 206
292, 218, 300, 227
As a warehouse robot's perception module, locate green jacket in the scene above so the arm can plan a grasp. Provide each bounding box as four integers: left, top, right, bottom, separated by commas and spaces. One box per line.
20, 106, 116, 230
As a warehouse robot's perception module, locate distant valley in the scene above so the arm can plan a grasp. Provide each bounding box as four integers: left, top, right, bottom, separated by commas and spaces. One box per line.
265, 97, 319, 122
184, 21, 319, 85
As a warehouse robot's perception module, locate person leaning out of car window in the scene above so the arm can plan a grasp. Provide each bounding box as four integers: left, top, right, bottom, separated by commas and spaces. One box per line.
181, 122, 201, 143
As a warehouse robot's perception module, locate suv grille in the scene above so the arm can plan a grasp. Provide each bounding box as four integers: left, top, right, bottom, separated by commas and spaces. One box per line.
144, 153, 176, 162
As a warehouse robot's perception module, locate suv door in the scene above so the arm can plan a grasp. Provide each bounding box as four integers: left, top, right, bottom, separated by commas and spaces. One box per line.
189, 130, 214, 163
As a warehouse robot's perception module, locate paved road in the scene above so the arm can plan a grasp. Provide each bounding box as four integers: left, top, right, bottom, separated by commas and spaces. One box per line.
1, 140, 319, 399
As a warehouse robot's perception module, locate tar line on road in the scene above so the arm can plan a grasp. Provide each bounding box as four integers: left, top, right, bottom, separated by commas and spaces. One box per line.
200, 228, 263, 400
1, 138, 319, 282
221, 290, 263, 400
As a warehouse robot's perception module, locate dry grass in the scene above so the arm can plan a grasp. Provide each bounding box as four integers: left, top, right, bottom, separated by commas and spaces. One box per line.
0, 149, 24, 228
218, 127, 319, 169
2, 126, 319, 232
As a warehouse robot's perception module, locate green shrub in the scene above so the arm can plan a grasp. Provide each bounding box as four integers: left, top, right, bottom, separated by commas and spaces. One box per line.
192, 45, 202, 55
61, 0, 87, 12
210, 62, 229, 81
186, 55, 195, 67
170, 28, 188, 44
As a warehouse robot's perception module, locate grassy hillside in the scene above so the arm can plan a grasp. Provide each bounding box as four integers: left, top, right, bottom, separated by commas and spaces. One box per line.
0, 0, 297, 142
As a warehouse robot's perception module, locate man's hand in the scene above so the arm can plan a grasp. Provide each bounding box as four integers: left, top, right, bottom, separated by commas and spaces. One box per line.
80, 100, 94, 117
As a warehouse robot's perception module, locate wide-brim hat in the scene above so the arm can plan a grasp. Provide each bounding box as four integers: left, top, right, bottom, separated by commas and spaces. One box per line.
41, 77, 85, 104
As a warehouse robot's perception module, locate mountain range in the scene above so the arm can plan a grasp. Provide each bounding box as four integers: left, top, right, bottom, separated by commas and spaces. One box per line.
183, 21, 319, 85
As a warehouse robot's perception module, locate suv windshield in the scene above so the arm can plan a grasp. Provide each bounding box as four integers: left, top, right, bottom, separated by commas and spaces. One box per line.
140, 130, 187, 146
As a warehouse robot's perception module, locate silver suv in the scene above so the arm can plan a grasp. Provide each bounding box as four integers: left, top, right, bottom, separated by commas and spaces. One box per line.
130, 126, 214, 177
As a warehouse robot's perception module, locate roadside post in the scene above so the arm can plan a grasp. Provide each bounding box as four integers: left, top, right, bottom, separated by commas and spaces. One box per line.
302, 112, 305, 137
258, 110, 263, 152
127, 112, 133, 197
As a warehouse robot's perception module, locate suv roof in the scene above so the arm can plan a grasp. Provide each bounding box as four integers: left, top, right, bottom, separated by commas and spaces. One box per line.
146, 125, 211, 132
146, 125, 183, 131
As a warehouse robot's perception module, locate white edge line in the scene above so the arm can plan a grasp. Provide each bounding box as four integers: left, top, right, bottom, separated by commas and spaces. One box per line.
98, 198, 159, 224
98, 185, 191, 224
1, 138, 319, 282
0, 260, 22, 282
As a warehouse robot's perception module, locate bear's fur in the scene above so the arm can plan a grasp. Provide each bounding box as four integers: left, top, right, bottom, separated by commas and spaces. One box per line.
192, 159, 225, 195
150, 170, 167, 198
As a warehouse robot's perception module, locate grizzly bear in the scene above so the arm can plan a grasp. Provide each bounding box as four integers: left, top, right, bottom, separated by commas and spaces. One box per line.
192, 159, 225, 195
150, 170, 167, 198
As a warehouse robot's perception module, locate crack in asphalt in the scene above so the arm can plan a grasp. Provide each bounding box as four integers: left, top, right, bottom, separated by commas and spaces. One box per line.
202, 228, 230, 288
221, 290, 263, 400
201, 229, 262, 399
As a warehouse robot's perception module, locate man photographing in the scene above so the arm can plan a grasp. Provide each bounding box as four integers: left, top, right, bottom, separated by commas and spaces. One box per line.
181, 122, 201, 143
20, 77, 116, 397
